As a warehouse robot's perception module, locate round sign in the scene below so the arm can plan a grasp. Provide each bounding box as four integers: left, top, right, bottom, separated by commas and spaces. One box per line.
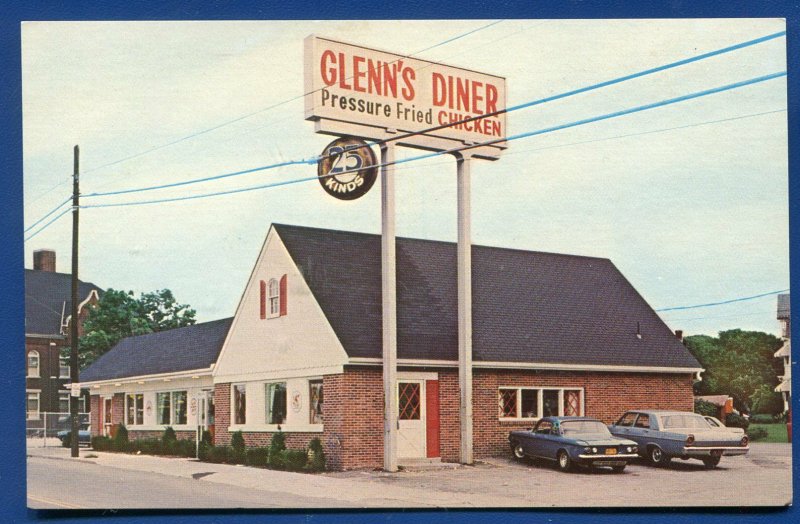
317, 137, 378, 200
291, 390, 302, 413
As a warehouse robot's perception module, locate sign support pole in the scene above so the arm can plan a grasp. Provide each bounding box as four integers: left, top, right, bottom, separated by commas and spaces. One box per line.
381, 141, 398, 472
456, 152, 473, 464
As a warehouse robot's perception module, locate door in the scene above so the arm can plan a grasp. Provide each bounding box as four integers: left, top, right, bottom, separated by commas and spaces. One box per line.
103, 398, 113, 437
397, 380, 426, 458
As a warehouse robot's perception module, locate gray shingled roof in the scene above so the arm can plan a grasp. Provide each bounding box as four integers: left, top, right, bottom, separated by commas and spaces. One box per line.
777, 293, 790, 320
80, 317, 233, 382
25, 269, 103, 336
276, 224, 701, 369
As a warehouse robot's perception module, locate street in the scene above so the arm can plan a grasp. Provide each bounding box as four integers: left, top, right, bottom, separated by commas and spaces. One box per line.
27, 443, 792, 509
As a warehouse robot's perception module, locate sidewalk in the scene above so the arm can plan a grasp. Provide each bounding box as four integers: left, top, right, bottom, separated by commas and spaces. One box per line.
26, 445, 523, 508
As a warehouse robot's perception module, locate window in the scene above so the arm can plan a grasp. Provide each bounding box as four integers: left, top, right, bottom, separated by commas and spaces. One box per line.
309, 380, 323, 424
265, 382, 287, 424
26, 392, 40, 420
634, 413, 650, 429
157, 392, 171, 425
616, 412, 637, 426
59, 392, 69, 414
173, 391, 187, 425
59, 356, 70, 378
27, 351, 40, 377
533, 419, 553, 434
398, 382, 421, 420
126, 393, 144, 425
233, 384, 247, 425
268, 279, 280, 317
498, 387, 584, 419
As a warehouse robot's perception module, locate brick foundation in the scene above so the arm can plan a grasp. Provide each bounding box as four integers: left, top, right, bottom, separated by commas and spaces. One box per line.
128, 430, 196, 441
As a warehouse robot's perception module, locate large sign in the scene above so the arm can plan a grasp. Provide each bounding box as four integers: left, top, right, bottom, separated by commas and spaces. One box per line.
317, 137, 378, 200
305, 36, 507, 160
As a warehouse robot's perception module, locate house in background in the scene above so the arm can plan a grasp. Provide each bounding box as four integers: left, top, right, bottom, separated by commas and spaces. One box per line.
25, 249, 102, 420
694, 394, 734, 421
775, 293, 791, 413
83, 224, 703, 470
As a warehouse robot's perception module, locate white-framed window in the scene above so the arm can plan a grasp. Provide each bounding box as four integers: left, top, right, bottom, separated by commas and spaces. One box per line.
309, 380, 323, 425
59, 356, 70, 378
59, 392, 69, 414
498, 387, 584, 420
27, 351, 40, 378
126, 393, 144, 426
233, 384, 247, 425
268, 278, 280, 317
26, 391, 40, 420
157, 390, 188, 425
265, 382, 287, 425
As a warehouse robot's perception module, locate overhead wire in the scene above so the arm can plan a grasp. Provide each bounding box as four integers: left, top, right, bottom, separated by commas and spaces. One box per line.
655, 289, 790, 312
24, 207, 73, 242
24, 195, 72, 233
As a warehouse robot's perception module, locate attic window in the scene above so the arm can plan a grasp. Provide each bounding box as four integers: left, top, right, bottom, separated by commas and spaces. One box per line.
262, 275, 288, 319
268, 279, 280, 316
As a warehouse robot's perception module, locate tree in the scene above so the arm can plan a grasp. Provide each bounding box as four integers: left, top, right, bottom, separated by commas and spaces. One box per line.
74, 288, 196, 368
685, 329, 783, 414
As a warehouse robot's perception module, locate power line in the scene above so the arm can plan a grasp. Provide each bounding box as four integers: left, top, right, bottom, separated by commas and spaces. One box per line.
78, 21, 505, 178
656, 289, 790, 312
24, 196, 72, 233
80, 31, 786, 201
24, 207, 73, 242
79, 70, 786, 210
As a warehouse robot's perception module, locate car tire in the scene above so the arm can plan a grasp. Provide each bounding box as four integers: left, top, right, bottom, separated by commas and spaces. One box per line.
702, 456, 721, 469
557, 450, 573, 472
648, 446, 671, 467
511, 441, 526, 461
612, 465, 626, 473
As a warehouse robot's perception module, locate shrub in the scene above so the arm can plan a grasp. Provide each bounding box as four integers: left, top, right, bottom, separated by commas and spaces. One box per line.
246, 447, 270, 468
230, 431, 246, 463
277, 449, 308, 471
269, 431, 286, 463
91, 436, 112, 451
726, 413, 750, 430
306, 438, 326, 472
205, 445, 232, 464
201, 430, 213, 447
694, 399, 718, 418
134, 438, 163, 455
750, 414, 775, 424
162, 426, 178, 454
60, 432, 72, 448
748, 427, 770, 441
113, 424, 129, 451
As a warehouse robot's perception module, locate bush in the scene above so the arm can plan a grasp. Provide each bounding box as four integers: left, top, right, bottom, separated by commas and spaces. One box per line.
246, 447, 270, 467
175, 439, 196, 458
748, 427, 770, 441
60, 432, 72, 448
694, 399, 718, 418
269, 431, 286, 463
113, 424, 129, 451
230, 431, 246, 463
749, 413, 775, 424
726, 413, 750, 430
133, 438, 163, 455
91, 436, 112, 451
276, 449, 308, 471
205, 445, 232, 464
306, 438, 326, 472
161, 427, 178, 454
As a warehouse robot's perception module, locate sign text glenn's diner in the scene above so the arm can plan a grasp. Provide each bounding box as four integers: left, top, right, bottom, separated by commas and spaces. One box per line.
304, 36, 507, 145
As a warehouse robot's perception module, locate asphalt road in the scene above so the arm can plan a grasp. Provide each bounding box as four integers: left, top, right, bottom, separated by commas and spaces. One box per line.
27, 443, 792, 509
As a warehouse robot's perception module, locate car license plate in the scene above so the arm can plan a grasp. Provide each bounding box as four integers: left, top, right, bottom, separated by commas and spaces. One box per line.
711, 450, 723, 457
604, 448, 618, 455
594, 461, 624, 466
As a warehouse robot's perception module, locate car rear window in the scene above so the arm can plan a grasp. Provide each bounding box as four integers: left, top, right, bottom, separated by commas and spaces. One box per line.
661, 415, 711, 429
561, 420, 611, 436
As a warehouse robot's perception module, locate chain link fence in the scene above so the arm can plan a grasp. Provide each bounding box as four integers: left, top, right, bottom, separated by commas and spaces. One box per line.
26, 412, 91, 448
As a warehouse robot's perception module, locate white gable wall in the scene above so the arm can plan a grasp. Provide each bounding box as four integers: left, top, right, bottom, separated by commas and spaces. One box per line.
213, 227, 348, 384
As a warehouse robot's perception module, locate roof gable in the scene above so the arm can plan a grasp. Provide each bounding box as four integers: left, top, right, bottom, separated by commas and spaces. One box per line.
25, 269, 103, 336
275, 224, 701, 370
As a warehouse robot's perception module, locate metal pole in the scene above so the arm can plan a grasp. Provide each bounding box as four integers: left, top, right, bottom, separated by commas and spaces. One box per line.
456, 153, 473, 464
70, 145, 80, 458
381, 142, 398, 472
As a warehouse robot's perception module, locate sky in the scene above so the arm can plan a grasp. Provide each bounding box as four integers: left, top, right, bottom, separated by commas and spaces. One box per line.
21, 19, 789, 337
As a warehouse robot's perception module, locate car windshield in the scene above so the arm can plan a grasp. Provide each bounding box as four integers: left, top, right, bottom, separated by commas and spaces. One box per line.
560, 420, 611, 437
661, 414, 712, 429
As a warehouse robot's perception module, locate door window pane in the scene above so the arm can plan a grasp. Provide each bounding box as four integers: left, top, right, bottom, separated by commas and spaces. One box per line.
398, 382, 421, 420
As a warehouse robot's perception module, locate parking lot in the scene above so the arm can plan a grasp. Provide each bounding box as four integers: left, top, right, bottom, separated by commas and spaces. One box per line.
331, 443, 793, 507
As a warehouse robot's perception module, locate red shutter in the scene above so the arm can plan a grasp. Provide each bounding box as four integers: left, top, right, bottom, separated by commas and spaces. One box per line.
279, 274, 288, 316
259, 280, 266, 319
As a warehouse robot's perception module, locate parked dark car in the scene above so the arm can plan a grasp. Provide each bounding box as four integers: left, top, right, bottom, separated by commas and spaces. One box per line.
508, 416, 639, 473
609, 410, 749, 468
57, 428, 91, 447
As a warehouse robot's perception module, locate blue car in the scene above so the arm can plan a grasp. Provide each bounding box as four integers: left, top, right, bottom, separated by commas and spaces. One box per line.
608, 410, 749, 468
508, 416, 639, 473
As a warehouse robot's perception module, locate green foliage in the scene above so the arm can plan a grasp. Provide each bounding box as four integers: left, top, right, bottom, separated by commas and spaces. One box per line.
693, 399, 718, 417
91, 436, 112, 451
685, 330, 783, 412
113, 424, 129, 451
749, 384, 784, 415
306, 437, 326, 472
749, 413, 775, 424
246, 447, 270, 467
162, 426, 178, 454
231, 430, 246, 462
276, 449, 308, 471
748, 427, 770, 441
269, 431, 286, 461
725, 413, 750, 430
60, 432, 73, 448
205, 445, 232, 464
75, 288, 196, 368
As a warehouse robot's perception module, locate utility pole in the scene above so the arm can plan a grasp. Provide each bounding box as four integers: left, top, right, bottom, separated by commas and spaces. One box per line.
70, 145, 80, 458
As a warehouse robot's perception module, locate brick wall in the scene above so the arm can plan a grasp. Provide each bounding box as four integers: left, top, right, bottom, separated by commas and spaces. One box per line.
213, 382, 231, 445
128, 430, 196, 441
90, 395, 101, 436
112, 393, 124, 426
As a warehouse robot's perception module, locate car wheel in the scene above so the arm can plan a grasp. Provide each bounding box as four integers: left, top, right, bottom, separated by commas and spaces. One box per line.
557, 450, 573, 472
702, 456, 721, 469
612, 465, 626, 473
511, 441, 525, 461
648, 446, 671, 467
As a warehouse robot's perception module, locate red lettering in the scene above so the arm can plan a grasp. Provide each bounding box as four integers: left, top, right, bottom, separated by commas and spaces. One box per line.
401, 67, 415, 101
432, 73, 446, 106
383, 62, 397, 99
367, 59, 382, 96
471, 81, 483, 115
456, 77, 469, 112
320, 50, 336, 86
486, 83, 498, 114
353, 56, 366, 92
338, 52, 351, 89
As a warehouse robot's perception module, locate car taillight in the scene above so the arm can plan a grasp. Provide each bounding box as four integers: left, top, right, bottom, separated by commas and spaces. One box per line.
685, 434, 695, 446
740, 435, 749, 447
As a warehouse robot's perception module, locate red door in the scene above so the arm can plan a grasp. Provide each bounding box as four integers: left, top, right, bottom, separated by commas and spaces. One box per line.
425, 380, 440, 458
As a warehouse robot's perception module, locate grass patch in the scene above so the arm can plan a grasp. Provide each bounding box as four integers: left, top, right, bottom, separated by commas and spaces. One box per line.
749, 423, 789, 443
